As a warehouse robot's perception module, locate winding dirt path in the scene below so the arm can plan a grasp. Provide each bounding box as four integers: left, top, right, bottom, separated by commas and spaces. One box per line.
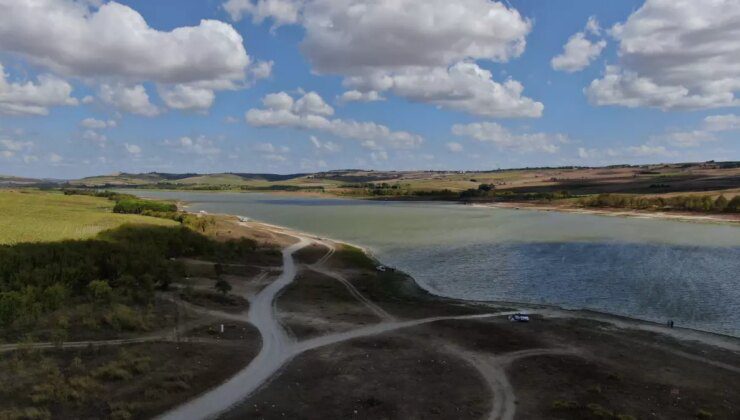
157, 227, 521, 420
157, 236, 310, 420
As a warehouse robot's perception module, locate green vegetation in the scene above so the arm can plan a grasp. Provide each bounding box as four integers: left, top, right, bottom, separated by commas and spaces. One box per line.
460, 183, 572, 201
0, 189, 257, 339
332, 244, 378, 270
62, 188, 177, 215
0, 190, 176, 245
579, 193, 740, 214
0, 224, 256, 338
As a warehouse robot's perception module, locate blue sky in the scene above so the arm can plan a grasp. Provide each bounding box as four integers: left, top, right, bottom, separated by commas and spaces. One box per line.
0, 0, 738, 178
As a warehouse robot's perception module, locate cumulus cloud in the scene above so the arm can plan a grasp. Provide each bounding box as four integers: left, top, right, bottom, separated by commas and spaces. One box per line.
246, 91, 423, 148
157, 84, 216, 112
252, 142, 290, 154
649, 113, 740, 148
165, 136, 221, 156
0, 0, 266, 112
48, 153, 63, 163
309, 135, 340, 152
704, 114, 740, 132
577, 144, 674, 161
446, 142, 464, 153
338, 90, 384, 104
249, 60, 274, 81
224, 0, 303, 27
551, 17, 606, 73
82, 129, 107, 145
227, 0, 541, 118
0, 137, 33, 158
587, 0, 740, 109
346, 62, 543, 118
80, 118, 116, 129
0, 62, 78, 116
451, 122, 566, 153
99, 84, 159, 117
124, 143, 142, 156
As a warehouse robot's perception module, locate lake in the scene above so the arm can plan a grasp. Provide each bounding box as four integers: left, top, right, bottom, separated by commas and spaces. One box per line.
131, 190, 740, 337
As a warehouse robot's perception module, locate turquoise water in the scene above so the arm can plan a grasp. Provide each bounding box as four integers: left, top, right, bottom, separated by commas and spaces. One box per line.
131, 190, 740, 336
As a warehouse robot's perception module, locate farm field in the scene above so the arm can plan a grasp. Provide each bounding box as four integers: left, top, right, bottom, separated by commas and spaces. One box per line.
0, 190, 176, 245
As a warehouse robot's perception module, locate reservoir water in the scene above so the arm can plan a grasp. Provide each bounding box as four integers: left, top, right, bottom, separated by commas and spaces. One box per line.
131, 190, 740, 337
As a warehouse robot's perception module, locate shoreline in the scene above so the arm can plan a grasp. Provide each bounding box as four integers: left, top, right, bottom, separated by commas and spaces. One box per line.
186, 206, 740, 345
126, 186, 740, 225
472, 200, 740, 225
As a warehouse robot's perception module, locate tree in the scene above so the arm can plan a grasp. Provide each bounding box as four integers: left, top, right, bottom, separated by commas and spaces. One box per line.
714, 195, 729, 212
727, 196, 740, 213
88, 280, 113, 304
214, 279, 232, 295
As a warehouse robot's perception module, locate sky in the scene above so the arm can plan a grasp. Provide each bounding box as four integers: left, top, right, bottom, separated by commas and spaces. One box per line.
0, 0, 739, 179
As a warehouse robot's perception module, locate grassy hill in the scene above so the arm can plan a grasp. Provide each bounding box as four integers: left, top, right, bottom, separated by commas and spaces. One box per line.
0, 190, 176, 244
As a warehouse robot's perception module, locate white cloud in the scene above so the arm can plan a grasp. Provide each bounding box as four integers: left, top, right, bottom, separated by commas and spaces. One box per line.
587, 0, 740, 110
585, 16, 601, 36
99, 84, 159, 117
22, 154, 38, 164
309, 135, 340, 152
80, 118, 116, 129
551, 18, 606, 73
346, 62, 543, 118
0, 1, 249, 84
82, 129, 107, 145
293, 91, 334, 116
0, 138, 33, 153
338, 90, 384, 104
48, 153, 63, 163
452, 122, 566, 153
249, 60, 274, 81
0, 62, 78, 116
576, 144, 675, 161
124, 143, 142, 156
227, 0, 541, 118
224, 0, 303, 27
704, 114, 740, 132
625, 145, 673, 157
165, 136, 221, 156
157, 84, 215, 111
252, 142, 290, 154
446, 142, 464, 153
0, 0, 267, 112
246, 91, 423, 149
648, 113, 740, 149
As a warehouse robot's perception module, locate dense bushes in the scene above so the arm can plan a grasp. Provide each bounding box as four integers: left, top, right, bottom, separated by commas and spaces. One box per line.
579, 193, 740, 213
63, 188, 177, 215
0, 224, 257, 330
460, 184, 571, 201
112, 198, 177, 214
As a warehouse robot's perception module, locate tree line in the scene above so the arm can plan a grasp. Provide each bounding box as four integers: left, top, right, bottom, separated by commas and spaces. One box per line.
578, 194, 740, 213
0, 224, 257, 333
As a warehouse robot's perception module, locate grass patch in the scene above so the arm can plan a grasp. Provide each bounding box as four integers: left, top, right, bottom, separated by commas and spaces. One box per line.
0, 190, 175, 245
331, 244, 377, 270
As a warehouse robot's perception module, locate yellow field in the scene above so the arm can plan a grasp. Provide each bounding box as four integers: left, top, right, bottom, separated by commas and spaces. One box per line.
0, 190, 177, 244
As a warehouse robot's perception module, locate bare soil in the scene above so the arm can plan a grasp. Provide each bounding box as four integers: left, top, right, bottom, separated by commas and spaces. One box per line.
220, 333, 492, 420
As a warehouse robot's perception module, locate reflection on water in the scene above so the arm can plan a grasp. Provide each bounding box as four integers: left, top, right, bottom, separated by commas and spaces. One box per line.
130, 190, 740, 336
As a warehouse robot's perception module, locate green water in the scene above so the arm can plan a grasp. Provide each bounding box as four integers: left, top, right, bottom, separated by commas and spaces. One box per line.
131, 190, 740, 336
